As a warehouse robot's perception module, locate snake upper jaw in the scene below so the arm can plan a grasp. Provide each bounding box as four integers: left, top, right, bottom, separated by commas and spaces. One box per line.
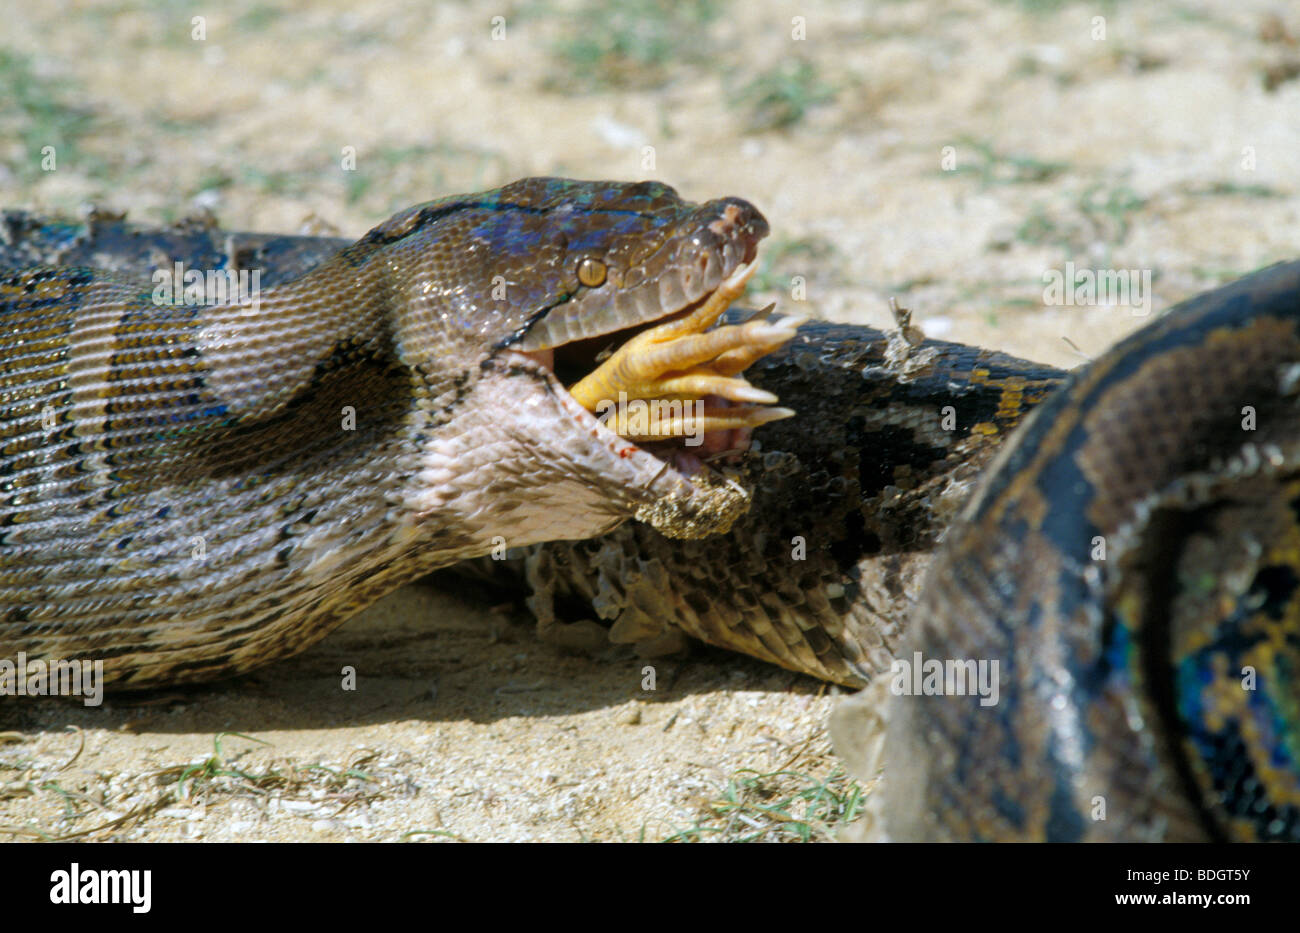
515, 194, 769, 354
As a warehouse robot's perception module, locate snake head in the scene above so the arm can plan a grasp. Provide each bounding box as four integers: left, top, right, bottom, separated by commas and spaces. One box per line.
370, 178, 798, 542
371, 177, 768, 348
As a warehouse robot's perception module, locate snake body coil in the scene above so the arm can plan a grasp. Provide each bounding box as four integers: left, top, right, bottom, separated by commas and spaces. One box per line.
883, 260, 1300, 841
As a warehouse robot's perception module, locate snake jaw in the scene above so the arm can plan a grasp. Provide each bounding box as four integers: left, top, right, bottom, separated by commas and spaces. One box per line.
498, 275, 800, 540
567, 260, 755, 407
564, 261, 806, 446
495, 187, 793, 455
477, 190, 792, 536
487, 347, 750, 539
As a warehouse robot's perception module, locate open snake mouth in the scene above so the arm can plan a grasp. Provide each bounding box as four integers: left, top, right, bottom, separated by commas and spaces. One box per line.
504, 239, 805, 537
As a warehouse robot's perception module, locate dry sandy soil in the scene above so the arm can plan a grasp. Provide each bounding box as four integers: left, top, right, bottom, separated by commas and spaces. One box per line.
1, 0, 1298, 842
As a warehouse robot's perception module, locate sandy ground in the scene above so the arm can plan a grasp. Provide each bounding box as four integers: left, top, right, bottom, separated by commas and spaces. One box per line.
1, 0, 1299, 841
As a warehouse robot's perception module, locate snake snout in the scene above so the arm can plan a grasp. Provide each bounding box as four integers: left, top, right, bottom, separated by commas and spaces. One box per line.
673, 198, 767, 306
701, 197, 768, 266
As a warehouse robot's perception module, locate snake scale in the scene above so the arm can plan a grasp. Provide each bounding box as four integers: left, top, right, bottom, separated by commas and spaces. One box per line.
1, 180, 1297, 842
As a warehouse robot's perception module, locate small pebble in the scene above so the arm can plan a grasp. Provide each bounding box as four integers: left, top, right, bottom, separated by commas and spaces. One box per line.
616, 706, 642, 726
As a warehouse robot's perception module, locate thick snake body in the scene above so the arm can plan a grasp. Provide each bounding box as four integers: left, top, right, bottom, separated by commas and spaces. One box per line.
3, 189, 1297, 842
882, 259, 1300, 841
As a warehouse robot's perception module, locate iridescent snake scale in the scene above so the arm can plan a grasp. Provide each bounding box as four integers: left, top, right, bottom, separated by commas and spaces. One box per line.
2, 181, 1297, 841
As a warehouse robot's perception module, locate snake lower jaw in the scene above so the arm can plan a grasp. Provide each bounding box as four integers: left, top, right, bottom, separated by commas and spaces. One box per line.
488, 350, 753, 539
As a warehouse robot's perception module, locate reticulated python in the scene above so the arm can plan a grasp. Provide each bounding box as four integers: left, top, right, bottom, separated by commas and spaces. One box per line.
1, 180, 1296, 841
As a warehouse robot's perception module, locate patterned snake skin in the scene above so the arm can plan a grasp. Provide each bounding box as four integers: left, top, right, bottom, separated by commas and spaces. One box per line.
880, 259, 1300, 841
0, 180, 773, 687
3, 187, 1296, 842
0, 198, 1064, 688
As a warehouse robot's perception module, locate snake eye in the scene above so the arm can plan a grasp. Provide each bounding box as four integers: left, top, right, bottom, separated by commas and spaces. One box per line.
577, 258, 607, 287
